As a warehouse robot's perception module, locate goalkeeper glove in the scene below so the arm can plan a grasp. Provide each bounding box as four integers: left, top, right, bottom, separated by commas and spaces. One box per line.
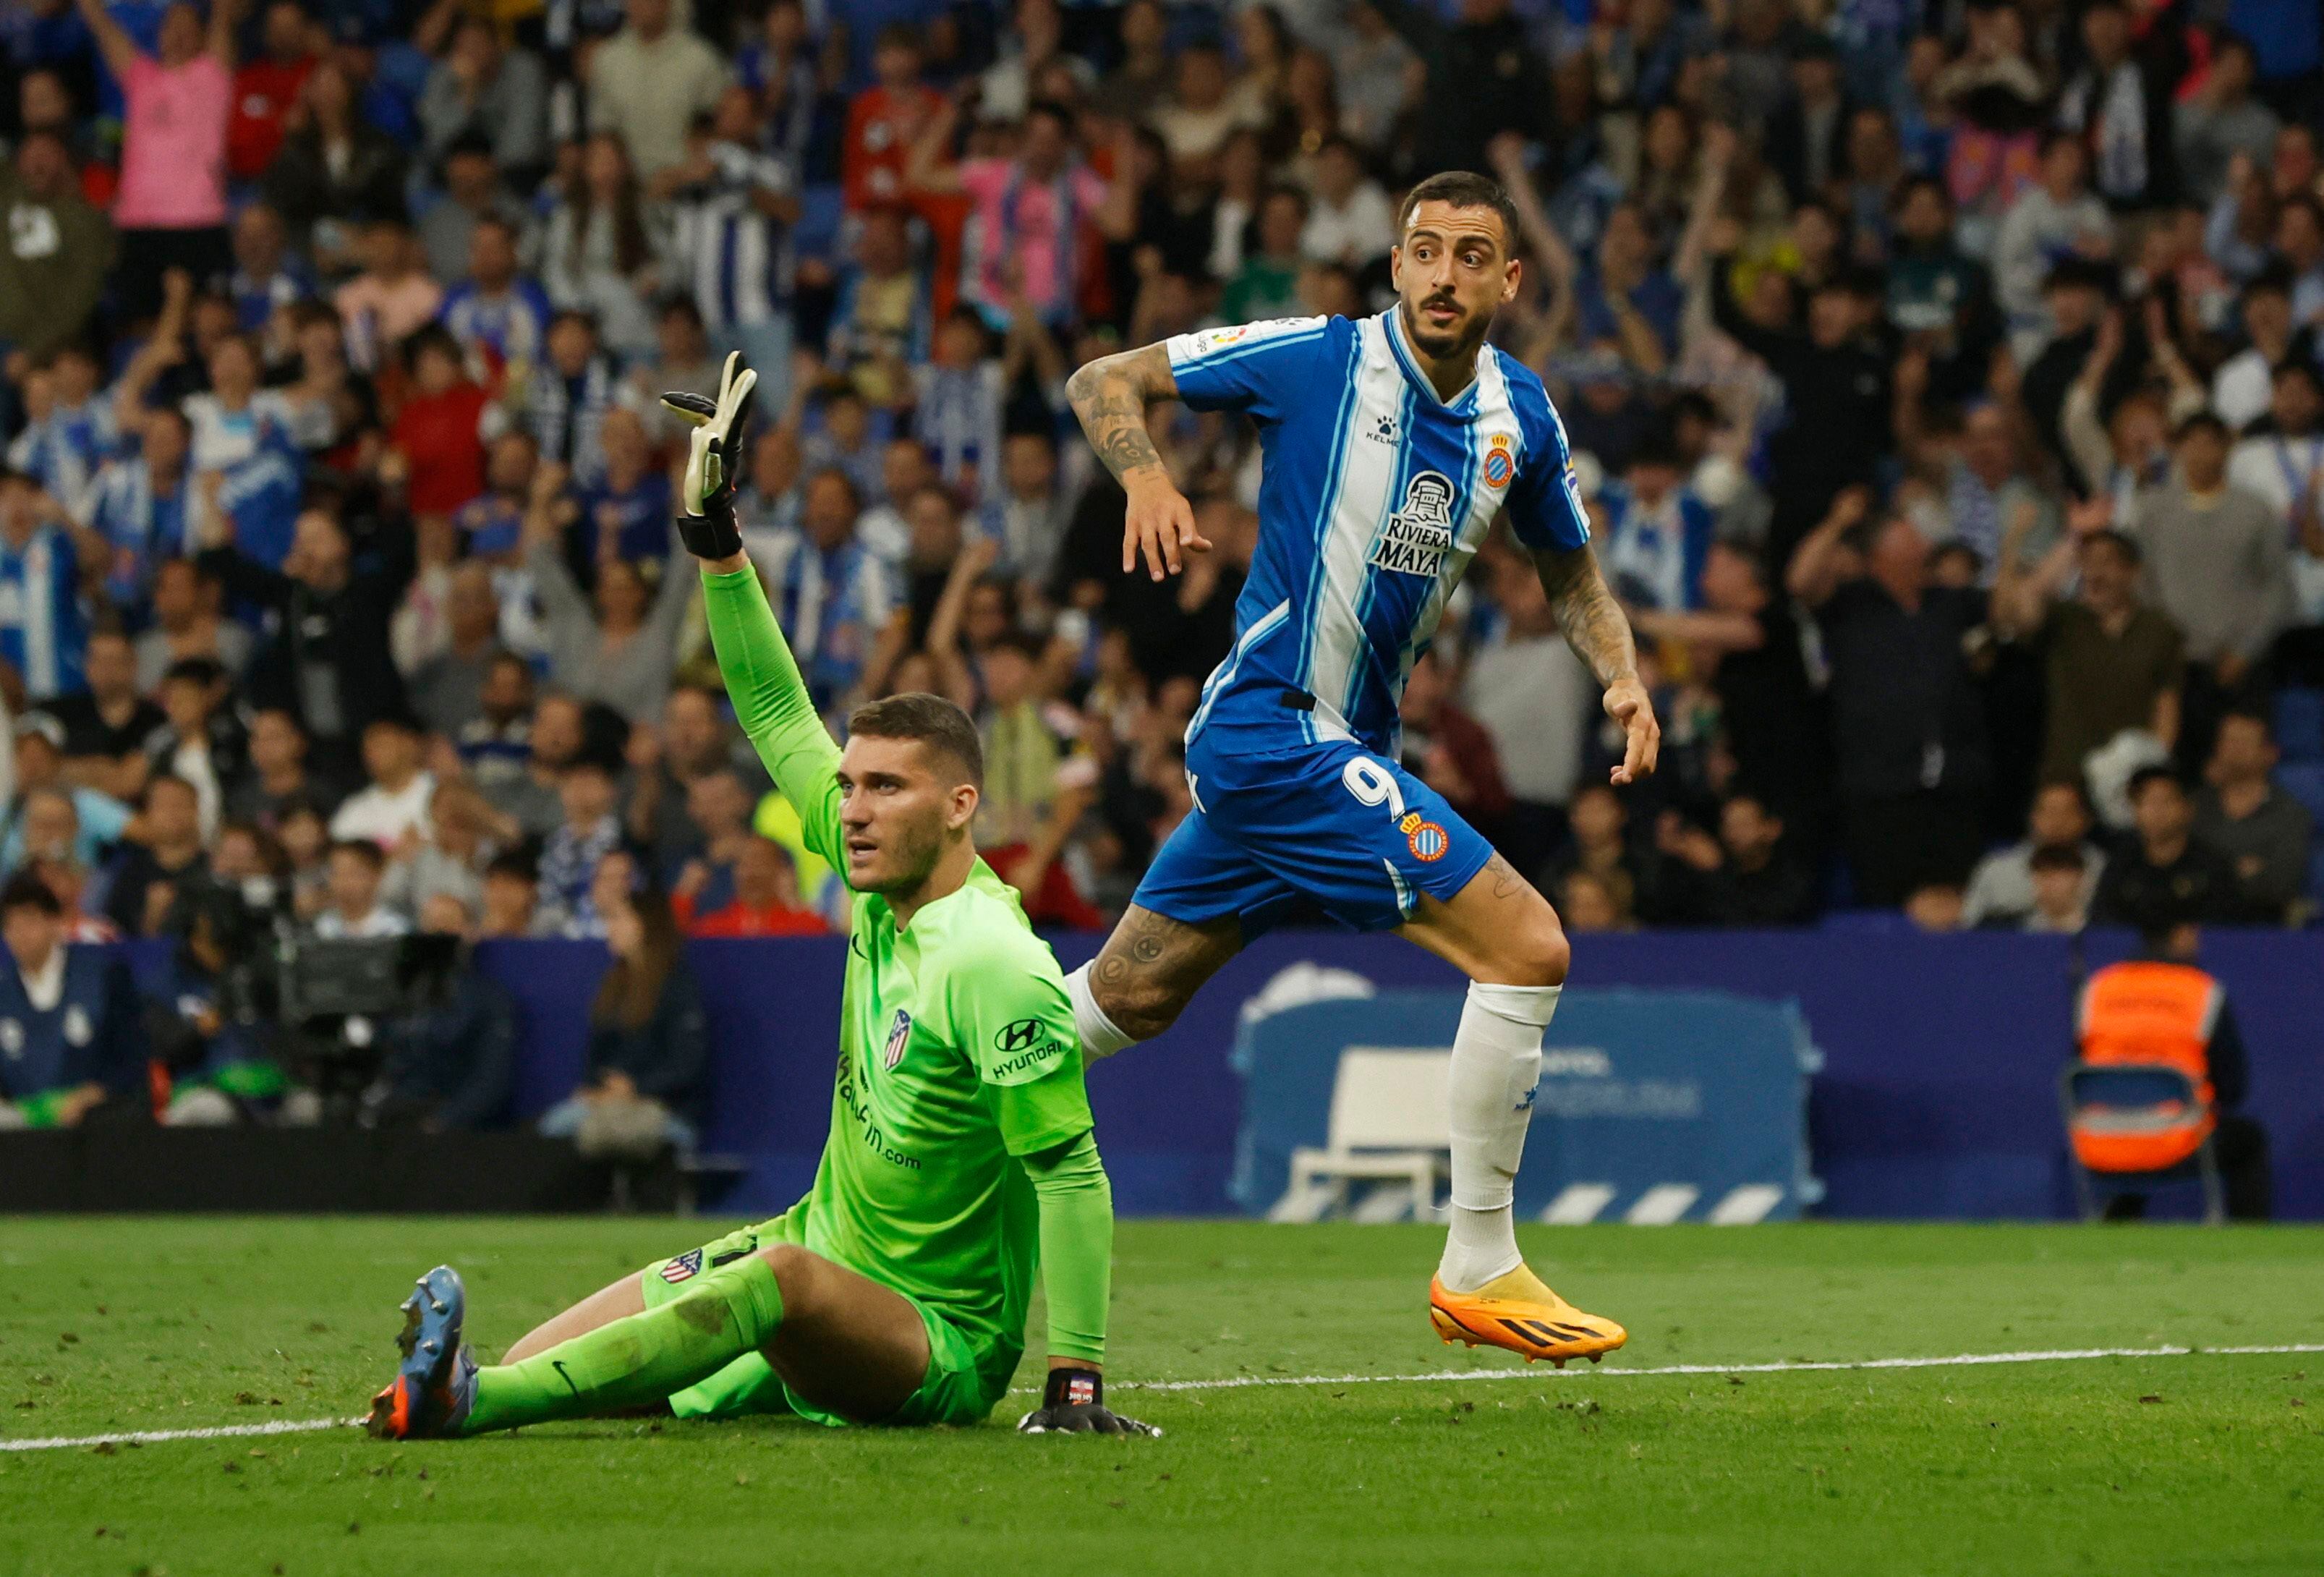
660, 350, 758, 561
1017, 1367, 1159, 1437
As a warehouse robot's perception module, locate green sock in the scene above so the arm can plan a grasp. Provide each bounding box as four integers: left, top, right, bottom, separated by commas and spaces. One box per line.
462, 1256, 783, 1434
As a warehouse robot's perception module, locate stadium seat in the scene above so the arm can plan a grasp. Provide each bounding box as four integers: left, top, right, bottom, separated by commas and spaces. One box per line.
1818, 909, 1917, 935
2275, 689, 2324, 764
1273, 1047, 1453, 1223
2278, 763, 2324, 827
794, 184, 847, 263
2058, 1063, 2223, 1224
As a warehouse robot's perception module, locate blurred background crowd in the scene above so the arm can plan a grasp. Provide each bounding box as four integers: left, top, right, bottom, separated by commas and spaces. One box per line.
0, 0, 2321, 1127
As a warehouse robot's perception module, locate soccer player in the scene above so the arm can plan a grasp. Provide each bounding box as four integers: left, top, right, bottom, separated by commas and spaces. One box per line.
369, 357, 1152, 1440
1060, 171, 1661, 1367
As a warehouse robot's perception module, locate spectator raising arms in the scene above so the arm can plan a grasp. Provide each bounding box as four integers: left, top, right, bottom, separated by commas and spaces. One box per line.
0, 0, 2322, 987
73, 0, 239, 318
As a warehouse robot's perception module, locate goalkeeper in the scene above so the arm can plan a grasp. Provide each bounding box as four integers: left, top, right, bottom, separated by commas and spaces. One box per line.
368, 355, 1153, 1439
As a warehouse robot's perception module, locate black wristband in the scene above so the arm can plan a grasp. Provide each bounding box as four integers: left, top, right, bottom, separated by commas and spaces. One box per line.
1041, 1367, 1103, 1411
677, 508, 743, 561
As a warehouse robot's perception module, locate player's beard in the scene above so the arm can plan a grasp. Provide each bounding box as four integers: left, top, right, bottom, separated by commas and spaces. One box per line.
1399, 293, 1486, 361
850, 814, 950, 900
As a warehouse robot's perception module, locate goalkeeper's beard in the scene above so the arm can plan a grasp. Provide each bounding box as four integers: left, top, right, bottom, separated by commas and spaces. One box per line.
847, 817, 952, 901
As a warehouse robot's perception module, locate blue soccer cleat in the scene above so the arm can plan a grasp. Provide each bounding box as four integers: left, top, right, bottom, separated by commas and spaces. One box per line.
366, 1265, 477, 1440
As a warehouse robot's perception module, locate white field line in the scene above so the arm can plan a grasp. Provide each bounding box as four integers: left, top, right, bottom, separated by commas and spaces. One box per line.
1104, 1340, 2324, 1395
1, 1414, 362, 1453
7, 1343, 2321, 1452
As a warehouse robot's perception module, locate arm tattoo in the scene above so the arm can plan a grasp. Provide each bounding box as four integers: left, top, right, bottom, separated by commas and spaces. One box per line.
1091, 904, 1183, 990
1486, 854, 1525, 901
1066, 344, 1175, 487
1533, 545, 1639, 691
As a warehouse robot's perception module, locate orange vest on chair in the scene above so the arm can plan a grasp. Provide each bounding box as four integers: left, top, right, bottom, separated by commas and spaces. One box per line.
2072, 961, 2221, 1171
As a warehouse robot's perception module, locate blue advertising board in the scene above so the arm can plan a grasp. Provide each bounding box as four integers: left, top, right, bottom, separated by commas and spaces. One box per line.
1228, 989, 1817, 1224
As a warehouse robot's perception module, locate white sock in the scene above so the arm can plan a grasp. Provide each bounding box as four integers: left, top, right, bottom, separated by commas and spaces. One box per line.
1065, 963, 1138, 1060
1437, 981, 1560, 1293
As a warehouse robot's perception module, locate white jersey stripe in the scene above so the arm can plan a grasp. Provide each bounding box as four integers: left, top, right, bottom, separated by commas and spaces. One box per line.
1303, 318, 1403, 732
1188, 598, 1291, 743
1290, 328, 1369, 743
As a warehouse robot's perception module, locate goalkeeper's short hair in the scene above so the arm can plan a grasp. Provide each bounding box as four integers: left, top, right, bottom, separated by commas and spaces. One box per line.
848, 692, 986, 789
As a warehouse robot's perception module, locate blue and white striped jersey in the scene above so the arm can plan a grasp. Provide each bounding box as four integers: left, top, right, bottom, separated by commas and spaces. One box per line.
0, 522, 87, 700
670, 143, 796, 333
1167, 310, 1588, 754
7, 398, 120, 524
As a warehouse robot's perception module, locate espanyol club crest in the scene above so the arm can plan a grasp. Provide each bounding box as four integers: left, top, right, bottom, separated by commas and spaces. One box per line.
1483, 433, 1515, 488
1400, 811, 1450, 862
883, 1009, 914, 1070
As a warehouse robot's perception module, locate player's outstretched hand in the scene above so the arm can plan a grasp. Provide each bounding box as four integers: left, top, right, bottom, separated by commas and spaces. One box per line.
1604, 676, 1661, 786
661, 351, 758, 561
1121, 474, 1209, 582
1018, 1367, 1160, 1437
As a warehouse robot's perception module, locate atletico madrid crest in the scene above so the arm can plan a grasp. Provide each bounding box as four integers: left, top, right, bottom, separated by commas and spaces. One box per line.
883, 1009, 914, 1070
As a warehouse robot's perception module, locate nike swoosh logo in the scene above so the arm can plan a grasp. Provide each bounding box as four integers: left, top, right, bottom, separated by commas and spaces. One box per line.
550, 1360, 579, 1397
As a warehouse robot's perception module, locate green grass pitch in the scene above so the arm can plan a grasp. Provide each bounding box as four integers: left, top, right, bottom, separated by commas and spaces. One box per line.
3, 1217, 2321, 1576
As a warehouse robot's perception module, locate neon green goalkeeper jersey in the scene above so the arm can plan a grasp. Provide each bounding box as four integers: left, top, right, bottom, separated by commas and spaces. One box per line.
700, 566, 1106, 1378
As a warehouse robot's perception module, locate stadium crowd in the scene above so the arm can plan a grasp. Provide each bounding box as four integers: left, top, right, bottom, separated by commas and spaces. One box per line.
1, 0, 2323, 1126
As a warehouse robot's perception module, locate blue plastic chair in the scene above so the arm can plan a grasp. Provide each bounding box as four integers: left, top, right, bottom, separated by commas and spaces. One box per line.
2274, 689, 2324, 765
2059, 1063, 2223, 1223
2279, 763, 2324, 827
794, 184, 848, 263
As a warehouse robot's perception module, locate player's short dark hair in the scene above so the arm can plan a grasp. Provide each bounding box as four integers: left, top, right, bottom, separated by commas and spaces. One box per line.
485, 849, 537, 884
2028, 841, 2086, 875
329, 838, 388, 872
2174, 409, 2229, 444
144, 772, 199, 809
848, 692, 985, 789
1895, 173, 1950, 212
2127, 764, 2185, 803
0, 872, 61, 919
2082, 527, 2141, 566
1395, 171, 1520, 255
161, 655, 225, 692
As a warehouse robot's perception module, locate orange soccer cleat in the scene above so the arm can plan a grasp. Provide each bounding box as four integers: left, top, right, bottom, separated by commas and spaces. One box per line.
1428, 1264, 1627, 1369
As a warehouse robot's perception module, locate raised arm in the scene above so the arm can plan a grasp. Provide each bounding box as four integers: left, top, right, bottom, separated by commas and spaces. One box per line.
698, 561, 846, 872
1784, 485, 1871, 607
904, 92, 966, 196
1063, 341, 1209, 580
207, 0, 242, 69
1989, 500, 2072, 639
1532, 543, 1661, 786
923, 535, 998, 712
72, 0, 142, 82
113, 270, 195, 443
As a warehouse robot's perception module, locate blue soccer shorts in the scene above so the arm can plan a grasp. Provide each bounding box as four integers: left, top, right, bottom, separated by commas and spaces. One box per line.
1131, 726, 1497, 935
